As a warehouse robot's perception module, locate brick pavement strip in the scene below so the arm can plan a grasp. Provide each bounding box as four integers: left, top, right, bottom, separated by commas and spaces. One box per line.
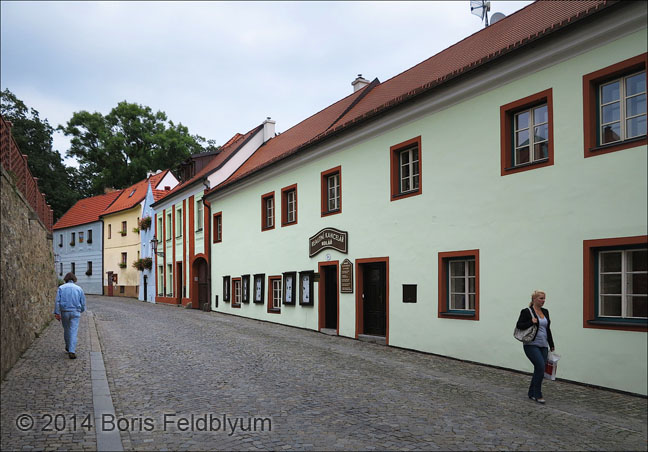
1, 313, 97, 451
2, 295, 647, 451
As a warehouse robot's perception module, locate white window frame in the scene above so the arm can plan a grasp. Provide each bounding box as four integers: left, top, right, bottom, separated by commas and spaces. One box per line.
265, 197, 274, 228
286, 190, 296, 223
158, 265, 164, 295
167, 263, 173, 296
327, 173, 340, 211
514, 103, 549, 166
598, 248, 647, 319
166, 213, 172, 240
216, 215, 222, 242
233, 279, 241, 306
448, 258, 476, 311
176, 209, 183, 238
599, 71, 647, 145
196, 200, 204, 231
272, 279, 282, 309
399, 146, 419, 194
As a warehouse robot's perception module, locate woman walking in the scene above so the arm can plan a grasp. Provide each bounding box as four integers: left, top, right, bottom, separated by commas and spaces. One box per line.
517, 290, 555, 404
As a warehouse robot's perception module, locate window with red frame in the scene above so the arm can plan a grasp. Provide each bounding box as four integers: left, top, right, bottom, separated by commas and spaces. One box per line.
321, 167, 341, 216
261, 192, 275, 231
583, 54, 647, 157
438, 250, 480, 320
281, 184, 298, 226
583, 236, 647, 331
232, 277, 241, 308
500, 89, 554, 176
268, 276, 282, 313
390, 136, 422, 200
213, 212, 222, 243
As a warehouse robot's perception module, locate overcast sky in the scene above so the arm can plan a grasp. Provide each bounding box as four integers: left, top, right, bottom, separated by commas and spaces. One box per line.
1, 1, 532, 167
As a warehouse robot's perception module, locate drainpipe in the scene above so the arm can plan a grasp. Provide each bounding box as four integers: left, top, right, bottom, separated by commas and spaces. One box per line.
101, 218, 105, 295
202, 178, 212, 311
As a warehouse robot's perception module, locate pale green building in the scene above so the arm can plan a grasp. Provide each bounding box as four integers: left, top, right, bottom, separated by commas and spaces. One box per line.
204, 1, 647, 395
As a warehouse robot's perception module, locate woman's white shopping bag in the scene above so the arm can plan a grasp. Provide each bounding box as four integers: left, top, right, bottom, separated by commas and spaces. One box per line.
544, 351, 561, 380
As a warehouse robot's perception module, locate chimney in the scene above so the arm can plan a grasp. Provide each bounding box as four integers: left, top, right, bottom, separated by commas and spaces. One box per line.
352, 74, 370, 92
263, 117, 276, 143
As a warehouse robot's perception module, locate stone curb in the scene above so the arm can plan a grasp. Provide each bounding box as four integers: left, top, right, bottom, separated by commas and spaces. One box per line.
87, 310, 123, 452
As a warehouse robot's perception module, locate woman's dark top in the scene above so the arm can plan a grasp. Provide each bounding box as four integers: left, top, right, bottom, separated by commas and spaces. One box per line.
516, 307, 555, 349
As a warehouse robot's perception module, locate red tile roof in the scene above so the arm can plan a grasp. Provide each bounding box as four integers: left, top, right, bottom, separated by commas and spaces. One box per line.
101, 170, 171, 216
209, 0, 612, 194
154, 126, 263, 204
53, 190, 122, 230
152, 189, 171, 202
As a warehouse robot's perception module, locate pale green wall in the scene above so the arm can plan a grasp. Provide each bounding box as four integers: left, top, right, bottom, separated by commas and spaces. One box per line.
208, 31, 647, 394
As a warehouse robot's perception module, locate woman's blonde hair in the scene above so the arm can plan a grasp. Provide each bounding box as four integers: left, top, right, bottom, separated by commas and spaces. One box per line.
529, 290, 545, 307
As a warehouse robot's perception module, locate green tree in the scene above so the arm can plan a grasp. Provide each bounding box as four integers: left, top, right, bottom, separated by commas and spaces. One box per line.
1, 89, 81, 221
59, 101, 212, 194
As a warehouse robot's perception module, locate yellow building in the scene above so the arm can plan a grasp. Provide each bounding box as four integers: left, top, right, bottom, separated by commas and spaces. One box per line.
101, 171, 178, 297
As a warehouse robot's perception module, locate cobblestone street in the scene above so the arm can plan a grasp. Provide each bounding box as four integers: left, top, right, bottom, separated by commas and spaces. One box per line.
2, 295, 647, 451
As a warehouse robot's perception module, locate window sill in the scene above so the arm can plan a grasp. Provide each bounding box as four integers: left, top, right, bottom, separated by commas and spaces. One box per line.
195, 228, 203, 233
439, 311, 477, 320
321, 209, 341, 218
586, 135, 647, 156
281, 221, 297, 227
504, 158, 550, 172
585, 319, 647, 332
268, 309, 281, 314
391, 189, 422, 201
587, 319, 647, 327
261, 226, 275, 232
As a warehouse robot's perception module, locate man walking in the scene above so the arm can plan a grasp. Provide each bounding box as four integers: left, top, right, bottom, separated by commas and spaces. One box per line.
54, 272, 86, 359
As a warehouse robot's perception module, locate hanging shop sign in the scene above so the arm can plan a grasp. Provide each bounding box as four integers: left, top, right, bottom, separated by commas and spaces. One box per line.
309, 228, 348, 257
340, 259, 354, 293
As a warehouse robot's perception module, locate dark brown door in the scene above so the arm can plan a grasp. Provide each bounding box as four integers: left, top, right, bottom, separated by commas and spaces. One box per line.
324, 266, 338, 329
107, 271, 113, 296
363, 262, 386, 336
197, 259, 208, 309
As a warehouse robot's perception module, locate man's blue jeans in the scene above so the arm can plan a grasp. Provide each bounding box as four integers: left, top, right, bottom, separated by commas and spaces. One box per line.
61, 311, 81, 354
523, 345, 548, 399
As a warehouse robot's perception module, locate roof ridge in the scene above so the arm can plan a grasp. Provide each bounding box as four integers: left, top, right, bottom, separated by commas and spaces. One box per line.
326, 78, 381, 132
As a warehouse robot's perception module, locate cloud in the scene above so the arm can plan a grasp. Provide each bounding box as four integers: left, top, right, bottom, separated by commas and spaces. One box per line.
1, 0, 532, 164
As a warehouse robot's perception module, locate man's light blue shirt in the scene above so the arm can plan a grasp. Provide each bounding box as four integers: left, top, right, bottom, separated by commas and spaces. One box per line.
54, 282, 86, 315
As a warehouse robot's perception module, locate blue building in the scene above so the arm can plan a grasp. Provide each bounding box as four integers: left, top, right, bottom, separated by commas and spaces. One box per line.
53, 190, 122, 294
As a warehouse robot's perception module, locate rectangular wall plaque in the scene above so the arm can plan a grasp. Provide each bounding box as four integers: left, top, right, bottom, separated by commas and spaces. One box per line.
340, 258, 353, 293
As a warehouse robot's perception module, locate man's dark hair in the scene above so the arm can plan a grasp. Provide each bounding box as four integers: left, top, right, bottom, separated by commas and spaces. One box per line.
63, 272, 77, 283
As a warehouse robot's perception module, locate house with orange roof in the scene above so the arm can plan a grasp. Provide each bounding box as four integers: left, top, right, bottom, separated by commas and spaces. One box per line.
53, 189, 122, 294
101, 170, 179, 297
203, 1, 647, 395
150, 121, 271, 308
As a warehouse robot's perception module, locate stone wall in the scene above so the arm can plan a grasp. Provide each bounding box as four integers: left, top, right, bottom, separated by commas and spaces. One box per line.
1, 166, 57, 380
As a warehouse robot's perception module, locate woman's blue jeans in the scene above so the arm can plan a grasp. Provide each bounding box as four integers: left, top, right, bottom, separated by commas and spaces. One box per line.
61, 311, 81, 354
523, 345, 548, 399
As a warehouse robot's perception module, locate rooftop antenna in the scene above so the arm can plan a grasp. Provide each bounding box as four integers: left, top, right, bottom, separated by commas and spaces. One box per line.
470, 0, 490, 27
